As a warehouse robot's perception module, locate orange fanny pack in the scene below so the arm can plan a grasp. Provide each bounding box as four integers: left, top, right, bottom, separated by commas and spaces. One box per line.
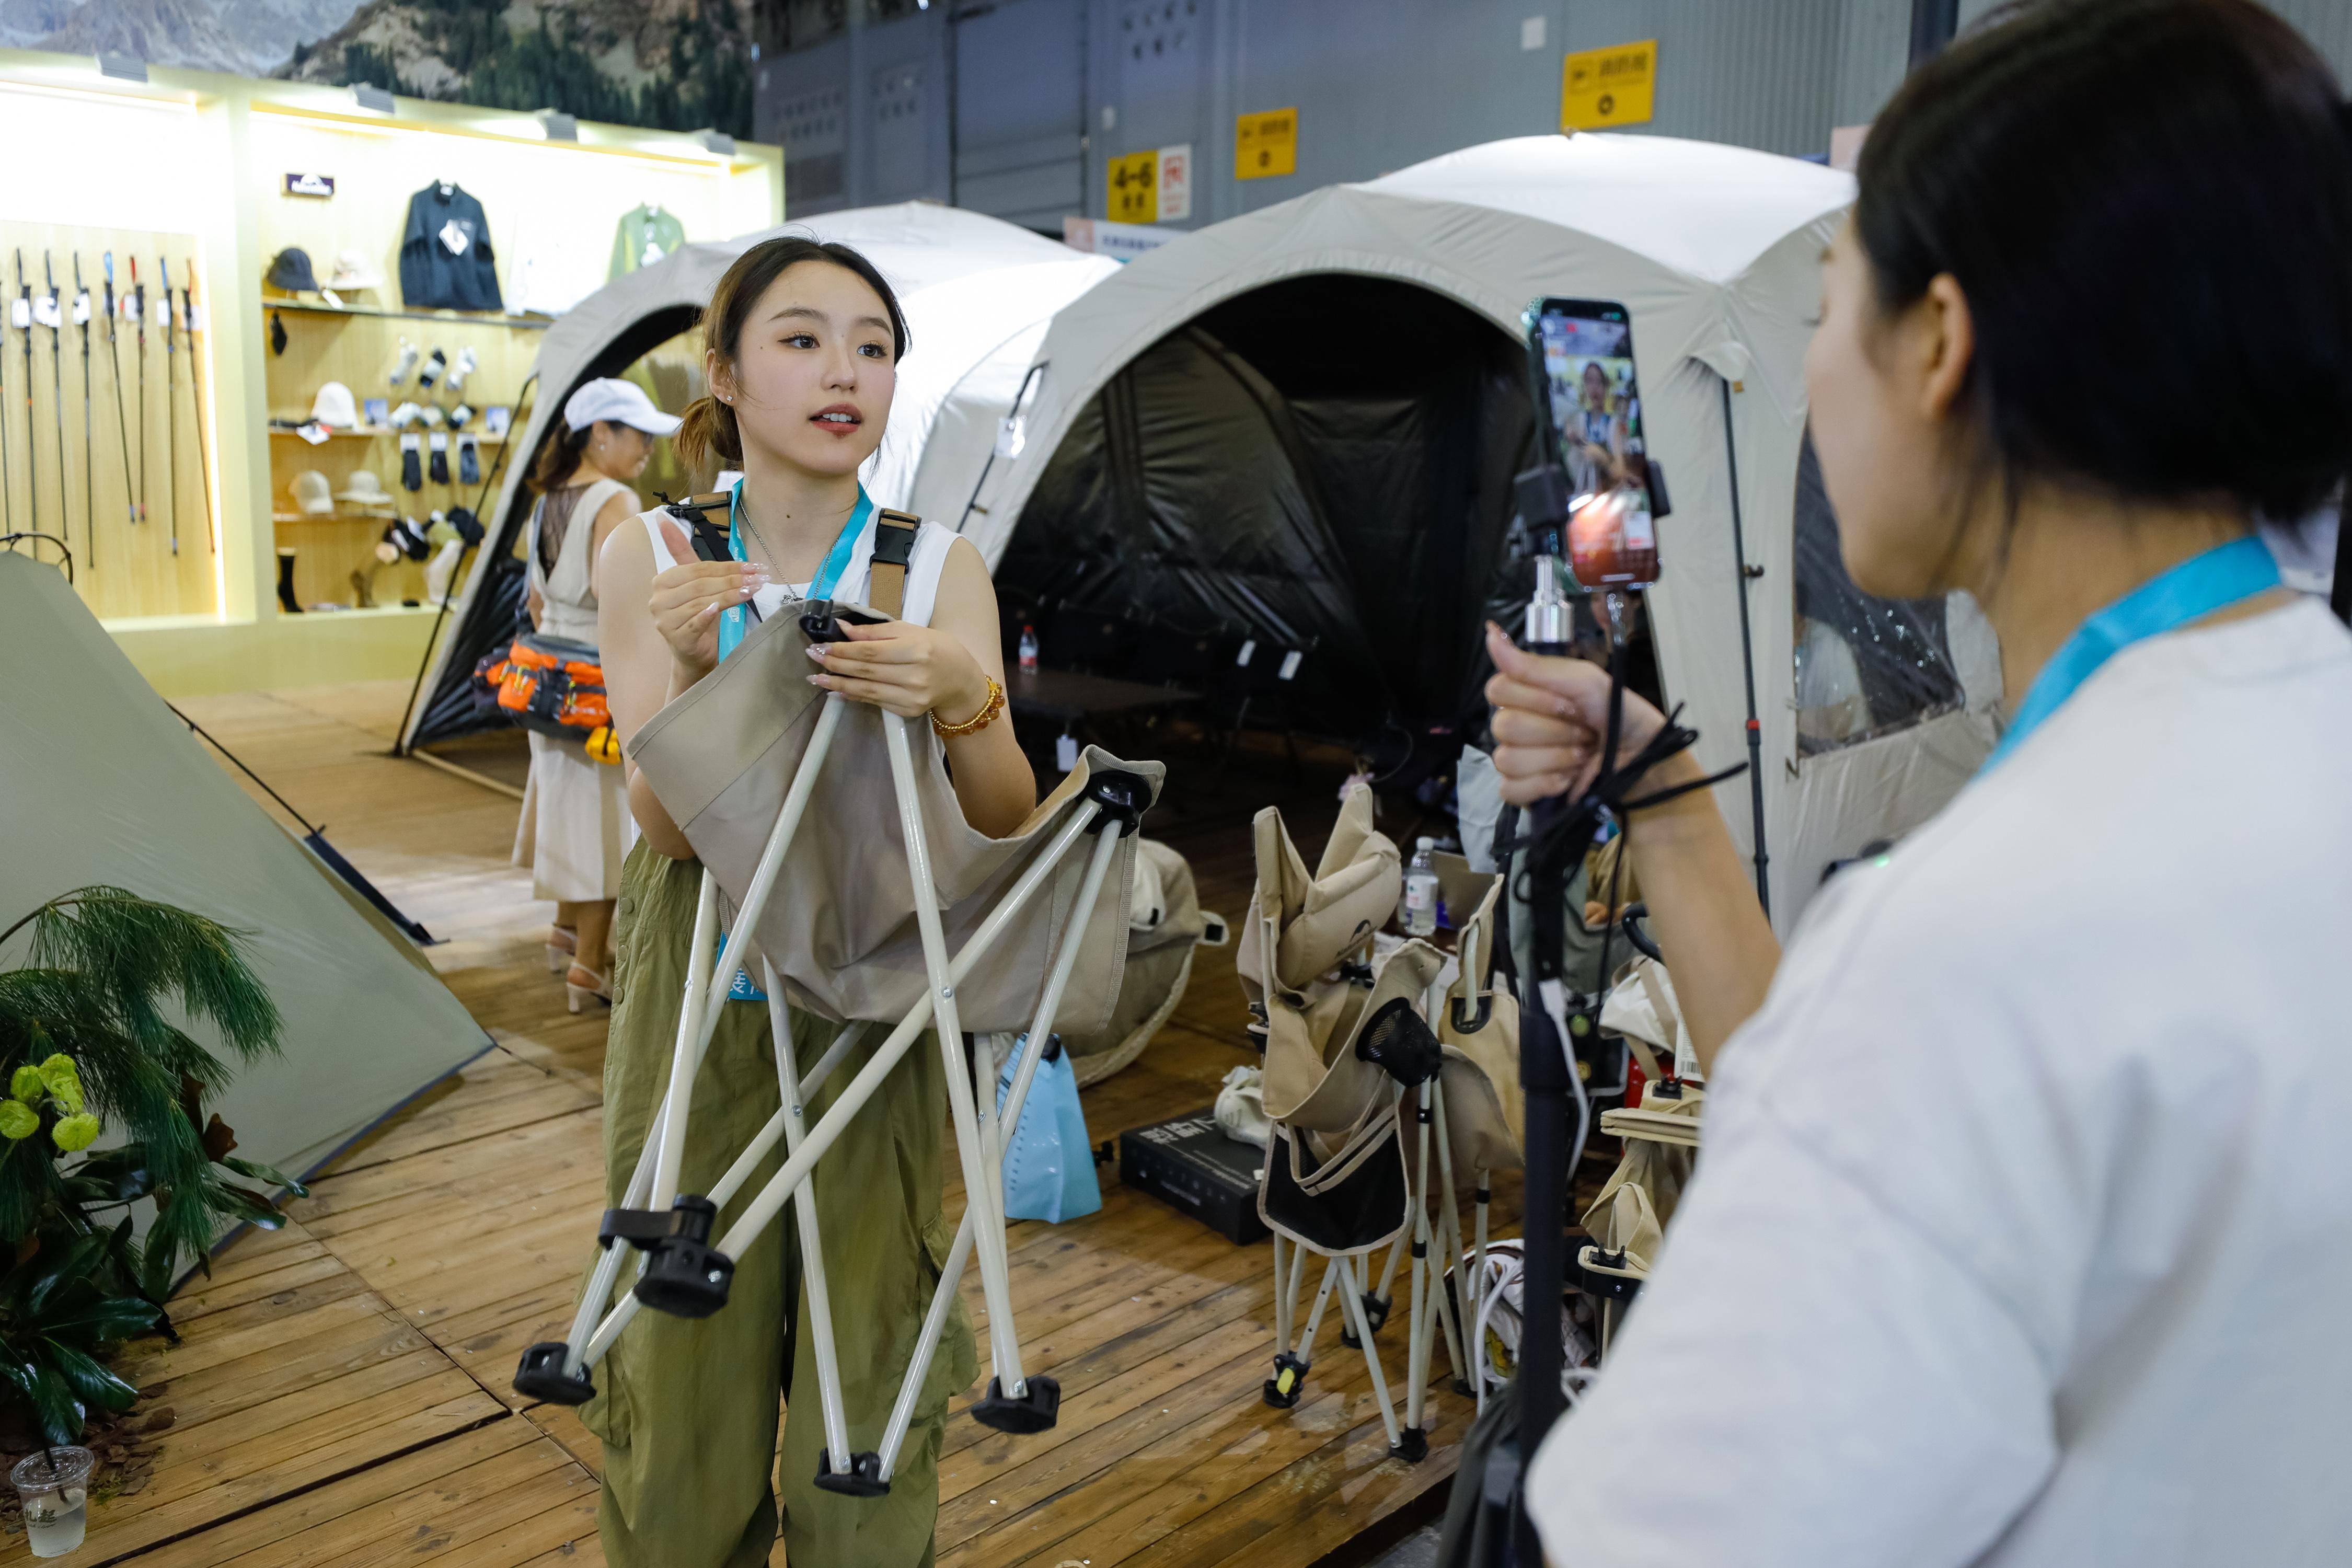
472, 633, 621, 763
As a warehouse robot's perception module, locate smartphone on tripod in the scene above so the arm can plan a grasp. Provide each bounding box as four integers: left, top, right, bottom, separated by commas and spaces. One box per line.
1527, 297, 1662, 589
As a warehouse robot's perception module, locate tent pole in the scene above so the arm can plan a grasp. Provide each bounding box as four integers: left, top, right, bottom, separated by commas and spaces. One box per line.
1718, 376, 1771, 918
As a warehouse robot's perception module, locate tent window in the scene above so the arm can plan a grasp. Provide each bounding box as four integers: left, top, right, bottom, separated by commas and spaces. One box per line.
1791, 431, 1964, 756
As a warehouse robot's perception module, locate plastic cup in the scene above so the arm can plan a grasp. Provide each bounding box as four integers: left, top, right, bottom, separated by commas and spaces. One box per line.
10, 1447, 93, 1558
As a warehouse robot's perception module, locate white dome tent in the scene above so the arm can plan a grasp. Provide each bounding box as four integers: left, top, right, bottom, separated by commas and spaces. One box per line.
961, 134, 2002, 928
400, 201, 1118, 754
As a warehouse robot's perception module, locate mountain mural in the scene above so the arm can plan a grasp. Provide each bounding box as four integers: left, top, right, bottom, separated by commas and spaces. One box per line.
280, 0, 754, 139
2, 0, 753, 140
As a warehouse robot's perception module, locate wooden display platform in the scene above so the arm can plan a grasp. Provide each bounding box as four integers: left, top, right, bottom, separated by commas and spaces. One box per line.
24, 682, 1514, 1567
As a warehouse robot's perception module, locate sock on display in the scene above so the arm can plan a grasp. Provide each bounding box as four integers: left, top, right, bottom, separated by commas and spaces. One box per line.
446, 346, 477, 393
428, 432, 449, 485
276, 547, 302, 613
458, 435, 480, 486
270, 312, 287, 355
400, 433, 423, 492
387, 337, 418, 386
418, 348, 445, 389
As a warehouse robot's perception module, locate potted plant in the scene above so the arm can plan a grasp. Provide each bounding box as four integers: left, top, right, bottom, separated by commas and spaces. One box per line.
0, 886, 304, 1446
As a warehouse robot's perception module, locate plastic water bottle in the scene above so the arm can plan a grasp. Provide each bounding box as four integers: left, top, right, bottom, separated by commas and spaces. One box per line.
1400, 837, 1440, 937
1018, 624, 1039, 674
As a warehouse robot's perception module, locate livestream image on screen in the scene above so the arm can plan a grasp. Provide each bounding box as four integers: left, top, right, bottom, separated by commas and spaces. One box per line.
1539, 311, 1656, 586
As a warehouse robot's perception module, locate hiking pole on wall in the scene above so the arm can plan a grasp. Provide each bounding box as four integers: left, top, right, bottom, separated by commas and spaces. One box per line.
129, 256, 148, 529
42, 253, 70, 558
71, 256, 93, 570
100, 254, 136, 528
158, 255, 177, 554
15, 252, 36, 534
182, 258, 213, 555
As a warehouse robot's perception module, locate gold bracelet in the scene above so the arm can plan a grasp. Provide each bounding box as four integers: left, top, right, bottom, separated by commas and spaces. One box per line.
931, 675, 1006, 740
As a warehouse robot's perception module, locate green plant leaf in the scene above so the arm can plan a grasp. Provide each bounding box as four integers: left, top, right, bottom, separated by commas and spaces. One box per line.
24, 1230, 108, 1317
8, 1065, 43, 1103
22, 1359, 85, 1446
42, 1295, 161, 1345
41, 1340, 137, 1412
38, 1055, 84, 1116
0, 1099, 38, 1141
69, 1146, 156, 1202
219, 1155, 308, 1197
51, 1113, 100, 1154
212, 1184, 286, 1229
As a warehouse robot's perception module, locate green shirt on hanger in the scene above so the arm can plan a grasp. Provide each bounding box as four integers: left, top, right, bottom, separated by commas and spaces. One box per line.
609, 203, 687, 280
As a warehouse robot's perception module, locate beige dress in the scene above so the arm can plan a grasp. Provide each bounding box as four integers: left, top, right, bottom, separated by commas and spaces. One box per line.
512, 477, 638, 902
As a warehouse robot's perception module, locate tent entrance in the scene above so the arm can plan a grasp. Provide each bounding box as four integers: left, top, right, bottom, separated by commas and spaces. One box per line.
996, 275, 1542, 747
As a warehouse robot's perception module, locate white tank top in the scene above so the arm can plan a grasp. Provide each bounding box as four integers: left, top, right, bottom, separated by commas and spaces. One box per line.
637, 503, 958, 629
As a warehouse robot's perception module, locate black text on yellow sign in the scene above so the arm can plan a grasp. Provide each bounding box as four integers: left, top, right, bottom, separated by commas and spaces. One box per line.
1561, 39, 1656, 130
1235, 108, 1298, 180
1107, 150, 1158, 224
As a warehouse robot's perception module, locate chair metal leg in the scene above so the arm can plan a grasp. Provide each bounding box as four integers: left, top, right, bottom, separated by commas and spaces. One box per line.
1336, 1254, 1407, 1455
1404, 1080, 1434, 1439
763, 960, 858, 1484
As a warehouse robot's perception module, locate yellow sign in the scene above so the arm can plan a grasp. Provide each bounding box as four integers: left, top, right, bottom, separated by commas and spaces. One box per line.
1561, 40, 1656, 131
1235, 107, 1297, 180
1107, 151, 1158, 224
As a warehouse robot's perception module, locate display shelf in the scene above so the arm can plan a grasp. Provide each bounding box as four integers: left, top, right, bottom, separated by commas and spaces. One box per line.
269, 427, 510, 442
266, 298, 554, 331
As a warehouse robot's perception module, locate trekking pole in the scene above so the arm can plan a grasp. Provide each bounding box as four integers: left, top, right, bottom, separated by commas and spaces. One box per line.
100, 254, 136, 528
129, 257, 147, 528
42, 252, 69, 556
15, 251, 36, 533
71, 256, 93, 570
157, 255, 176, 554
183, 259, 214, 555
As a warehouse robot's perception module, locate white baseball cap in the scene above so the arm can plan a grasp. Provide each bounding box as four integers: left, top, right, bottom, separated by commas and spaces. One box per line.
309, 381, 359, 429
563, 377, 682, 436
291, 470, 333, 516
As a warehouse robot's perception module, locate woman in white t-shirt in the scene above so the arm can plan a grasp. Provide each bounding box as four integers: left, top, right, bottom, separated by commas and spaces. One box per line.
1484, 3, 2352, 1564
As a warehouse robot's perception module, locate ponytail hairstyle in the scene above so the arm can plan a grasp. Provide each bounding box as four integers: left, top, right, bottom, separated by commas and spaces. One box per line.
1857, 0, 2352, 525
675, 237, 912, 474
529, 420, 593, 491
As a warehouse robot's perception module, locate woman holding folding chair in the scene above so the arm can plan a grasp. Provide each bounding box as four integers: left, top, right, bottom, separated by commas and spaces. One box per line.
1484, 4, 2352, 1564
587, 237, 1035, 1568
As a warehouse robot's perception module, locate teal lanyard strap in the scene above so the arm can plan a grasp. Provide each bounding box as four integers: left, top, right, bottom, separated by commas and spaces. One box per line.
716, 482, 875, 664
1980, 534, 2279, 774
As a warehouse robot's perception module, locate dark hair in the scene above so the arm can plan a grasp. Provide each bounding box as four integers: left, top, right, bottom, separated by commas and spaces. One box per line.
675, 237, 910, 472
1858, 0, 2352, 522
529, 421, 594, 491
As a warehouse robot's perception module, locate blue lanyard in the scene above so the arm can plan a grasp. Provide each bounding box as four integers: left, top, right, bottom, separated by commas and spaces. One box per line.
716, 481, 874, 663
714, 481, 873, 1000
1980, 534, 2279, 774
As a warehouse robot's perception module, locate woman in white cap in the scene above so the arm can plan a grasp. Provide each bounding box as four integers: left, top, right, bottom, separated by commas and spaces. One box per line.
515, 376, 681, 1010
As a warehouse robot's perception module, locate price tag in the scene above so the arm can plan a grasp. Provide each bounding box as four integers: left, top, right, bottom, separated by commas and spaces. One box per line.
71, 291, 90, 326
1235, 639, 1256, 667
122, 293, 140, 323
1278, 649, 1302, 681
1056, 733, 1079, 773
9, 299, 28, 329
32, 296, 60, 329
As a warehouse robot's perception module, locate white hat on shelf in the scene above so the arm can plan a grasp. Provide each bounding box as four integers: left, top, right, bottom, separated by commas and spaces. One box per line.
324, 250, 384, 291
337, 470, 395, 508
563, 377, 683, 436
309, 381, 360, 429
290, 470, 334, 516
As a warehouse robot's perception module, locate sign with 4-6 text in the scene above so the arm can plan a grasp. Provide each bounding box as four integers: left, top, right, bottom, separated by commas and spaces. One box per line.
1235, 108, 1297, 180
1108, 150, 1158, 224
1560, 40, 1656, 131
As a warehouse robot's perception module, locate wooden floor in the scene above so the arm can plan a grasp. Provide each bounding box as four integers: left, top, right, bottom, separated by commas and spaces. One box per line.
20, 681, 1516, 1568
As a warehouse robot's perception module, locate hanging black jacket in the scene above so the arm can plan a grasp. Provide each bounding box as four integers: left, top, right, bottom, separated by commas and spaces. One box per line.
398, 182, 504, 311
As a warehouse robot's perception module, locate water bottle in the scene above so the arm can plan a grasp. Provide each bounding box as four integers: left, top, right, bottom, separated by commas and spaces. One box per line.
1400, 837, 1440, 937
1018, 624, 1039, 674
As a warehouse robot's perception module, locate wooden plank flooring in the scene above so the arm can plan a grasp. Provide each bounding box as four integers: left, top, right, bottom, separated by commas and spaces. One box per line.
37, 679, 1514, 1567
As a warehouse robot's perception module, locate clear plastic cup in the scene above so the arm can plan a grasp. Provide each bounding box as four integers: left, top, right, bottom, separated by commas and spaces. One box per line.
10, 1447, 93, 1558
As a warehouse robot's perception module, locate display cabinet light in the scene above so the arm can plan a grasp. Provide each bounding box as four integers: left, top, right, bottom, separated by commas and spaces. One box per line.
353, 83, 395, 113
538, 107, 579, 141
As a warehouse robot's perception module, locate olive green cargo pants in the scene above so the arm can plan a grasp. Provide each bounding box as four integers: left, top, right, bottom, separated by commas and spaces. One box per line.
583, 843, 979, 1567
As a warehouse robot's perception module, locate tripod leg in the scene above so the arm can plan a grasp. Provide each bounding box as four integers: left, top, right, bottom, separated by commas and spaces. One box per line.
1271, 1232, 1292, 1352
1296, 1254, 1339, 1359
1405, 1082, 1433, 1438
1336, 1254, 1403, 1451
1429, 1080, 1468, 1386
646, 870, 721, 1210
1471, 1170, 1492, 1411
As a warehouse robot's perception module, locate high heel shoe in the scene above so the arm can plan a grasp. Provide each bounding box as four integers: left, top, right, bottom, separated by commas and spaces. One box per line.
566, 963, 611, 1014
547, 924, 577, 975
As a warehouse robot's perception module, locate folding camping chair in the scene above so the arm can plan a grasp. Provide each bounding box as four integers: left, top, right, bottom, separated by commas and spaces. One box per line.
513, 509, 1162, 1498
1239, 785, 1478, 1461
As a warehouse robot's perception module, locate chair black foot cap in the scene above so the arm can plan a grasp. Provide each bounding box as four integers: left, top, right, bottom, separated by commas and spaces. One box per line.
1262, 1351, 1308, 1409
1361, 1291, 1392, 1334
971, 1374, 1061, 1434
513, 1342, 594, 1405
1390, 1426, 1431, 1463
813, 1450, 890, 1497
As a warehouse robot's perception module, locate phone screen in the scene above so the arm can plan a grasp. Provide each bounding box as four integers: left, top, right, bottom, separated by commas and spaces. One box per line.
1530, 297, 1658, 587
